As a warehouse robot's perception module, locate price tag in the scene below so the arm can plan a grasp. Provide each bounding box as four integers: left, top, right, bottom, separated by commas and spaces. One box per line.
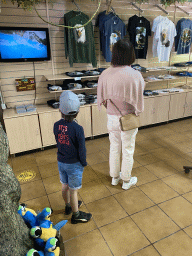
74, 77, 81, 81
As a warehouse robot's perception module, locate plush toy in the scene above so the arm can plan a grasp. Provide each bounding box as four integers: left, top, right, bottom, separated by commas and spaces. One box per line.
18, 203, 39, 228
30, 226, 57, 242
36, 208, 52, 223
44, 237, 60, 256
26, 248, 45, 256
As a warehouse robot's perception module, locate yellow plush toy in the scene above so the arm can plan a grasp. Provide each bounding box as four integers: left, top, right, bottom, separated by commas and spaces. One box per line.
30, 226, 57, 242
44, 237, 60, 256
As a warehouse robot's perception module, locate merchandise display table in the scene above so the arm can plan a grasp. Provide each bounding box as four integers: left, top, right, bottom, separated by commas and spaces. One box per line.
3, 88, 192, 154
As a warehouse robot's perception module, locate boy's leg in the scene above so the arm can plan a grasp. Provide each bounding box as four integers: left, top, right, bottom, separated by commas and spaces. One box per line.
69, 188, 78, 213
62, 184, 70, 205
70, 188, 92, 224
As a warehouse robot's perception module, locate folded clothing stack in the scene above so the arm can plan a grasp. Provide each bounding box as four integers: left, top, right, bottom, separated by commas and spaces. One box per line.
174, 62, 192, 67
146, 75, 176, 81
131, 64, 147, 73
65, 69, 101, 77
47, 84, 62, 91
83, 80, 98, 88
62, 80, 84, 90
16, 104, 36, 114
143, 90, 159, 96
153, 88, 184, 94
25, 104, 36, 112
47, 100, 60, 109
85, 94, 97, 104
77, 93, 86, 106
176, 71, 192, 77
16, 105, 26, 114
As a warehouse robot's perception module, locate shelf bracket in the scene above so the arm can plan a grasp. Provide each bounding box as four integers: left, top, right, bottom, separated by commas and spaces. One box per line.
176, 5, 190, 16
131, 2, 143, 13
155, 4, 169, 15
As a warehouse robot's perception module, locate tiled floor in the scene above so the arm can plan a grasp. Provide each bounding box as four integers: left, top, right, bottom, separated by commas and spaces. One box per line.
9, 118, 192, 256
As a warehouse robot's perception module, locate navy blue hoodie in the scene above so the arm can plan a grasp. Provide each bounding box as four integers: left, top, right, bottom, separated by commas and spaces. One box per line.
54, 119, 87, 166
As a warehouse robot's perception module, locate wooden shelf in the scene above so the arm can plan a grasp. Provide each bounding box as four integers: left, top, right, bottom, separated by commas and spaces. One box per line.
144, 76, 185, 83
44, 74, 99, 81
48, 87, 97, 93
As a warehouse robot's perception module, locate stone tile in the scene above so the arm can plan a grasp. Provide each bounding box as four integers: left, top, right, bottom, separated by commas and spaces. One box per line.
132, 206, 179, 243
22, 195, 50, 212
154, 231, 192, 256
131, 167, 158, 186
183, 191, 192, 203
78, 179, 111, 204
135, 153, 160, 166
139, 180, 179, 204
64, 229, 113, 256
20, 180, 46, 201
145, 161, 179, 178
159, 196, 192, 228
100, 217, 150, 256
38, 162, 58, 179
87, 151, 108, 165
114, 187, 154, 215
162, 173, 192, 194
131, 246, 160, 256
184, 225, 192, 238
86, 196, 128, 227
42, 174, 61, 194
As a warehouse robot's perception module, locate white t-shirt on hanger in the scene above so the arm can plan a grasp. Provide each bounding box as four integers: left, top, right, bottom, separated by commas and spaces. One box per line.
155, 17, 176, 62
152, 15, 167, 57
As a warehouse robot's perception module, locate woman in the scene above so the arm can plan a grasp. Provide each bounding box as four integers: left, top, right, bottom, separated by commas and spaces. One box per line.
97, 39, 145, 190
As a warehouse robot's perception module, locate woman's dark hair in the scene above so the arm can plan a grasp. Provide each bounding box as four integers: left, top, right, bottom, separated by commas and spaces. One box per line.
61, 112, 78, 122
111, 39, 136, 66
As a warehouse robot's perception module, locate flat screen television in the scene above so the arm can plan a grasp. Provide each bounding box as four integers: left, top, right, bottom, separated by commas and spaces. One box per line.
0, 27, 51, 62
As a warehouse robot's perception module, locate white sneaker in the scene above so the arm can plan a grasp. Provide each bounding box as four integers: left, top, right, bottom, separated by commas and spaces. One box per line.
122, 177, 137, 190
111, 172, 122, 186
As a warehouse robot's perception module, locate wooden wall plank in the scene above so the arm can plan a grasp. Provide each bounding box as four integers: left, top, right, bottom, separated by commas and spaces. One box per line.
1, 0, 192, 108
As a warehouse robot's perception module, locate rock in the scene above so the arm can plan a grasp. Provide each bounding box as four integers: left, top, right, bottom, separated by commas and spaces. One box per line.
0, 123, 34, 256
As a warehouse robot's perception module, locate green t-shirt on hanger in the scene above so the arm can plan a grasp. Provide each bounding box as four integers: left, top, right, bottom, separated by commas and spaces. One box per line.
67, 13, 97, 67
64, 11, 89, 58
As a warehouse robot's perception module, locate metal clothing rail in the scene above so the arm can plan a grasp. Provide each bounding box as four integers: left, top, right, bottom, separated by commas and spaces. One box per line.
155, 4, 169, 15
72, 0, 81, 12
176, 5, 190, 16
131, 2, 144, 13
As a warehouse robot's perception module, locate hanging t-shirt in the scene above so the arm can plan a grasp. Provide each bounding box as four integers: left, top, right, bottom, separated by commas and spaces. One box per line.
67, 13, 97, 67
64, 11, 89, 58
155, 18, 177, 62
95, 11, 115, 59
152, 15, 167, 57
127, 15, 151, 59
175, 18, 192, 54
101, 16, 126, 62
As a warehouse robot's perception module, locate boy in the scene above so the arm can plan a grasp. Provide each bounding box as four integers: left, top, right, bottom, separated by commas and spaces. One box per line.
53, 91, 92, 224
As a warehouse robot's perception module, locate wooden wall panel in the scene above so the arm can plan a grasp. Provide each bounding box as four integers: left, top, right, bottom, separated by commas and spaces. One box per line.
1, 0, 192, 109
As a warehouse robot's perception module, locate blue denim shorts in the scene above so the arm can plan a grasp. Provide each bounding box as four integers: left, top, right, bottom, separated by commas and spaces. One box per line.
58, 161, 84, 190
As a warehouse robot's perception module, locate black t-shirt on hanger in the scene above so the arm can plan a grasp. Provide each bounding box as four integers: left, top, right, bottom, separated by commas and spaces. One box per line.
127, 15, 151, 59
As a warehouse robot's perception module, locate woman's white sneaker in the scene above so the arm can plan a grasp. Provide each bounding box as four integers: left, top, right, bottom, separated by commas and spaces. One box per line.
122, 177, 137, 190
111, 176, 121, 185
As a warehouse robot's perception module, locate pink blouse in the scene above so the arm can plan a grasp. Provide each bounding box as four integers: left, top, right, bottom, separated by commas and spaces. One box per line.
97, 66, 145, 116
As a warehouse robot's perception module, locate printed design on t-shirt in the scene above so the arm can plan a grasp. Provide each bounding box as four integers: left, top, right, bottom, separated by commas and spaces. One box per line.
58, 125, 70, 146
135, 27, 146, 49
110, 31, 121, 52
180, 28, 191, 48
74, 24, 86, 43
161, 29, 170, 47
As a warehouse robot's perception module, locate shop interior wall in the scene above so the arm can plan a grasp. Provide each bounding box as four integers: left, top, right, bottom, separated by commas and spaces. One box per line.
0, 0, 192, 110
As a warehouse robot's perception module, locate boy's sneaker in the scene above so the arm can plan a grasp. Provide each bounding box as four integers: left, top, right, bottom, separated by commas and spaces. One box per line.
122, 177, 137, 190
65, 200, 82, 215
111, 172, 121, 186
71, 211, 92, 224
